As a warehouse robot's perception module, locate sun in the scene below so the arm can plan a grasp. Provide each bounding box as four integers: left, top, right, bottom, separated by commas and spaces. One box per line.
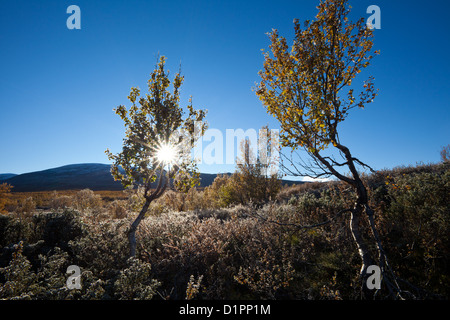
156, 143, 177, 165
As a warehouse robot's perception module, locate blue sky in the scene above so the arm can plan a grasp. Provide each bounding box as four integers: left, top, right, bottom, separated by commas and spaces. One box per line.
1, 0, 449, 177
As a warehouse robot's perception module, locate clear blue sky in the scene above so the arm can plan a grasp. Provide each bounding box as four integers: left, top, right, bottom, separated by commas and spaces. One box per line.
1, 0, 449, 177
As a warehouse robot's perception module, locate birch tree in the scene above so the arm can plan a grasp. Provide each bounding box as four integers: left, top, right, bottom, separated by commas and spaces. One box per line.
106, 56, 207, 257
255, 0, 405, 298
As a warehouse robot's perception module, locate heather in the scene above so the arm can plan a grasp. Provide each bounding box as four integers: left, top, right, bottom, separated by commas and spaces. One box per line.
0, 162, 448, 300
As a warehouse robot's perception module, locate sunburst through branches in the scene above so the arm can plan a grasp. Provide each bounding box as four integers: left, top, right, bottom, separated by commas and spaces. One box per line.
155, 142, 178, 165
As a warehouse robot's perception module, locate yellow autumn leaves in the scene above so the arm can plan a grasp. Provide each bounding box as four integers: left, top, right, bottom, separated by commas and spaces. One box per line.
255, 0, 378, 154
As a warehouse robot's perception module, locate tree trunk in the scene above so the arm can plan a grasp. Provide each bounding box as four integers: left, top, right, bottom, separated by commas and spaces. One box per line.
128, 199, 151, 258
127, 167, 168, 258
317, 143, 380, 297
350, 199, 375, 298
350, 169, 379, 298
311, 142, 410, 297
350, 206, 373, 275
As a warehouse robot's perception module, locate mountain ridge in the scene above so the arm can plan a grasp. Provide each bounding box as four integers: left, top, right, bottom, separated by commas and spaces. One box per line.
0, 163, 302, 192
0, 173, 17, 180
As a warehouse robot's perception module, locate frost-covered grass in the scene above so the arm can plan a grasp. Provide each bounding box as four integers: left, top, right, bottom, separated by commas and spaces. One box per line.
0, 162, 449, 299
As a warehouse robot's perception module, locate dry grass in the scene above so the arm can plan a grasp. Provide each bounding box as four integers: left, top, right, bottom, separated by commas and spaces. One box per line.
3, 190, 126, 210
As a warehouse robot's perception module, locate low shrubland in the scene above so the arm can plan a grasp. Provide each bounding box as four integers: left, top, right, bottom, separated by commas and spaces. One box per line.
0, 162, 448, 300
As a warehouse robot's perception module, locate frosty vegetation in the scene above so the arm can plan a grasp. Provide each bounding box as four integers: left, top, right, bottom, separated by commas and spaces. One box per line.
0, 161, 448, 300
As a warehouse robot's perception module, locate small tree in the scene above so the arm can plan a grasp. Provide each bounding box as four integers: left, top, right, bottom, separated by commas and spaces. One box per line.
235, 133, 281, 204
106, 56, 207, 257
255, 0, 406, 298
440, 144, 450, 162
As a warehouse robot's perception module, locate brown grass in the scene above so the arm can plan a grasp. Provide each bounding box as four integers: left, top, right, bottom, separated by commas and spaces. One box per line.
6, 190, 127, 209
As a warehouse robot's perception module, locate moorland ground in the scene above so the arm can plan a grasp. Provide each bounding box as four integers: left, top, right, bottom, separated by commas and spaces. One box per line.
0, 161, 448, 300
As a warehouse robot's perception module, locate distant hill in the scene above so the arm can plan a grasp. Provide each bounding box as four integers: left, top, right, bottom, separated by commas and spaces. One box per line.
0, 163, 302, 192
0, 173, 17, 180
0, 164, 123, 192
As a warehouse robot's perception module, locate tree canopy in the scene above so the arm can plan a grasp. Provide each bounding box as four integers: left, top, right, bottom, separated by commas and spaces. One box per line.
256, 0, 379, 162
106, 55, 207, 257
106, 56, 207, 196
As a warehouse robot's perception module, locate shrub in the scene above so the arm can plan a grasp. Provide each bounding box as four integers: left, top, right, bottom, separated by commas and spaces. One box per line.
0, 242, 84, 300
0, 215, 33, 250
69, 218, 129, 279
0, 242, 39, 299
381, 166, 450, 297
234, 244, 295, 299
73, 189, 102, 213
114, 257, 160, 300
107, 200, 128, 219
0, 183, 13, 214
31, 209, 84, 251
50, 195, 73, 210
203, 174, 233, 208
159, 188, 210, 212
276, 181, 325, 202
203, 171, 281, 209
17, 197, 36, 216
